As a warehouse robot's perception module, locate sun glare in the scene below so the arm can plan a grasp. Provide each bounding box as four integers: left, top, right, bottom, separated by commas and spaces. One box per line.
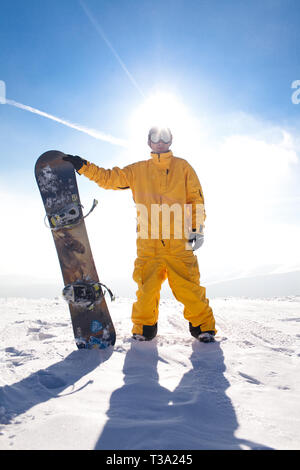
130, 92, 186, 129
127, 91, 204, 155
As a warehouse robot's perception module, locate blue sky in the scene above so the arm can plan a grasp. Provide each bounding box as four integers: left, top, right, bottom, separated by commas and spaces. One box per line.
1, 0, 300, 163
1, 0, 300, 296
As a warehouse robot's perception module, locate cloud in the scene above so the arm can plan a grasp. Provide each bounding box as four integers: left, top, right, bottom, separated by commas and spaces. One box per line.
197, 119, 299, 282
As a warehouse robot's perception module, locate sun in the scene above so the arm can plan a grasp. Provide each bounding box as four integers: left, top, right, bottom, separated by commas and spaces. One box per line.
127, 91, 201, 154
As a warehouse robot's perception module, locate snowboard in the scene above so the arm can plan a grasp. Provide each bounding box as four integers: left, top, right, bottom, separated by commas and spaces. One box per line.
35, 150, 116, 349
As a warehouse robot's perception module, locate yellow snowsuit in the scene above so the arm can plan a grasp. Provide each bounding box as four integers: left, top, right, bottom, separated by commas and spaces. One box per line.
79, 150, 216, 337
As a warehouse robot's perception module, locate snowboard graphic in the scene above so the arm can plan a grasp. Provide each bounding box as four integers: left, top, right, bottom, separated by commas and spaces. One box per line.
35, 150, 116, 349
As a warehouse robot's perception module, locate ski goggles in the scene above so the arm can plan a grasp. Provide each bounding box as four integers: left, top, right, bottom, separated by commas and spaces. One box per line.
148, 127, 172, 144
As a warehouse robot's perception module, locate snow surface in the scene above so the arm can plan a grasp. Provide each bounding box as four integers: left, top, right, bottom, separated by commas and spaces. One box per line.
0, 296, 299, 450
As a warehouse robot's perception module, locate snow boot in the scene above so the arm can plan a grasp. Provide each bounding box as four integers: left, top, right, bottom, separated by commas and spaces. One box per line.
189, 322, 215, 342
132, 334, 149, 341
132, 323, 157, 341
198, 332, 215, 343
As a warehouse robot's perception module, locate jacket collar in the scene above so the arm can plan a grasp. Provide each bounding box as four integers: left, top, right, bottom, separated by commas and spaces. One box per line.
150, 150, 173, 168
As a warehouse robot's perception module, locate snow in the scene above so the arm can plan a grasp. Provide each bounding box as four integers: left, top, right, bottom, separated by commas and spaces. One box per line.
0, 295, 299, 450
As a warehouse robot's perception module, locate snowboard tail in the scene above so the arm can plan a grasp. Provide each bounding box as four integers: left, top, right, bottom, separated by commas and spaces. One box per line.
35, 150, 116, 349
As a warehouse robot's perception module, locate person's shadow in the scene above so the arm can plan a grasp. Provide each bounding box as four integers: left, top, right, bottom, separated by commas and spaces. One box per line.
0, 347, 113, 425
95, 340, 273, 450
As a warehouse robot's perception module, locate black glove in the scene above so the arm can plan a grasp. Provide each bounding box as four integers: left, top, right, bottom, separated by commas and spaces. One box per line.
63, 154, 87, 172
188, 230, 204, 251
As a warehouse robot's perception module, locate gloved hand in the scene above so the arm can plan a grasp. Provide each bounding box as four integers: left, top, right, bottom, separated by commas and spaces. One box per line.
63, 154, 87, 172
188, 230, 204, 251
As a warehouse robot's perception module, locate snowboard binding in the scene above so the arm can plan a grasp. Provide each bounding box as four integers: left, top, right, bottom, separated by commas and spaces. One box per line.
45, 199, 98, 230
62, 280, 115, 309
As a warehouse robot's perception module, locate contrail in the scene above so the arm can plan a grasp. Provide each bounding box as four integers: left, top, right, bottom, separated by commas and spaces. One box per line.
79, 0, 145, 98
5, 98, 128, 147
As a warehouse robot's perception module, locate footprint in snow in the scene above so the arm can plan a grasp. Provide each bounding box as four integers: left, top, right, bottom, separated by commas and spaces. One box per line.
37, 370, 67, 389
238, 372, 261, 385
26, 323, 56, 341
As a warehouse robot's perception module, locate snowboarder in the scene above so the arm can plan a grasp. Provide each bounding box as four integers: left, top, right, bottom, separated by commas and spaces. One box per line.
64, 127, 216, 342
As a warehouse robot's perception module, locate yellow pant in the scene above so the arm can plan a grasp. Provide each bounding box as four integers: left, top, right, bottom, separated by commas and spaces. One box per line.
131, 240, 216, 337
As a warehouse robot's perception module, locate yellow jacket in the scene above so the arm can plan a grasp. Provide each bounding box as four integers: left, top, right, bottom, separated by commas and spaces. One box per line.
79, 150, 206, 244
